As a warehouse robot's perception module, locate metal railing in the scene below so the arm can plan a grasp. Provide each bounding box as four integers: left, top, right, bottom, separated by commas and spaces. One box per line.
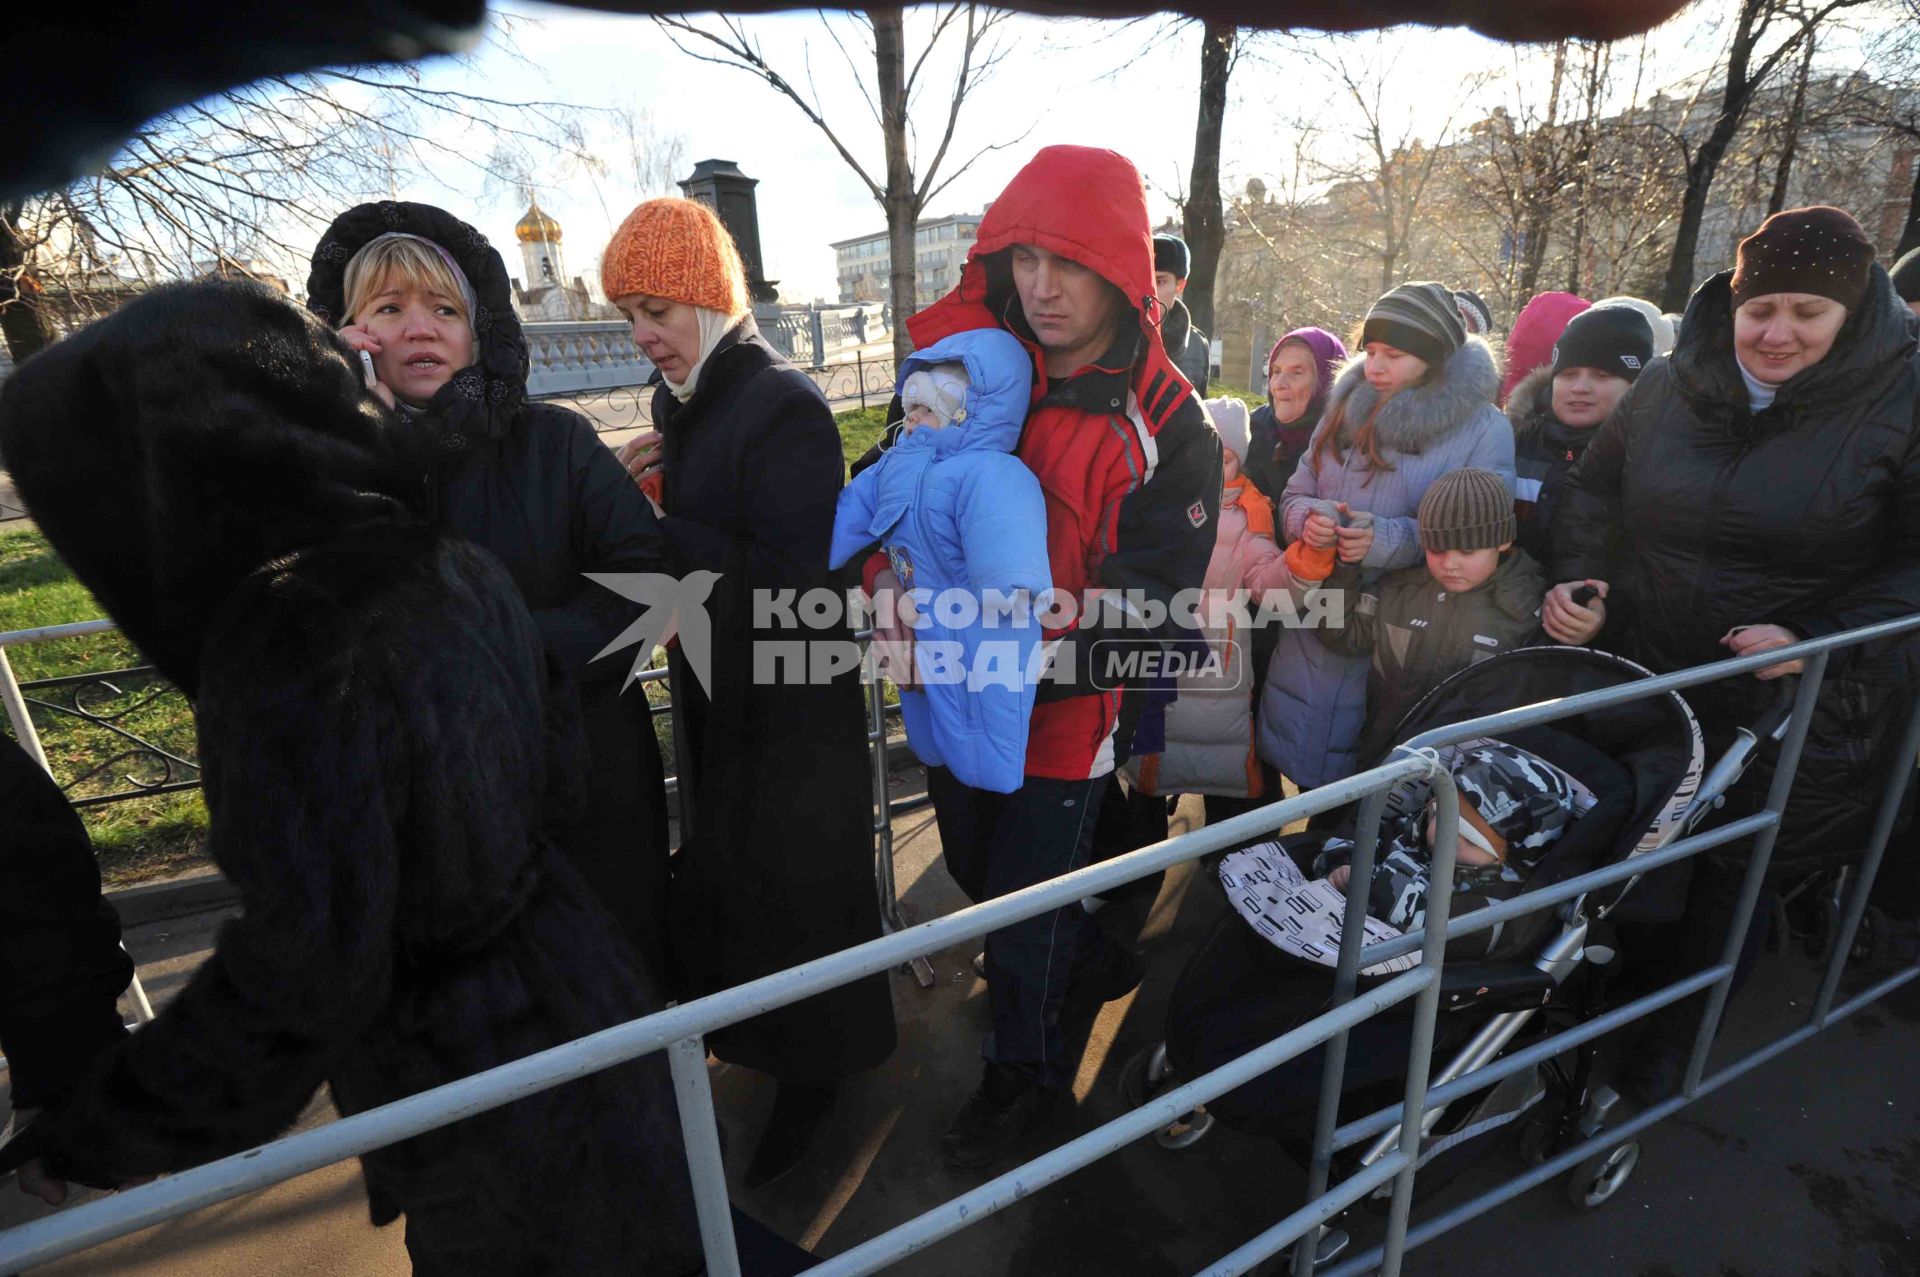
2, 616, 1917, 1275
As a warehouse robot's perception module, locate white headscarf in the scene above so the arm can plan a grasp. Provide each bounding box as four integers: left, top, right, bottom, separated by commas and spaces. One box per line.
665, 307, 748, 403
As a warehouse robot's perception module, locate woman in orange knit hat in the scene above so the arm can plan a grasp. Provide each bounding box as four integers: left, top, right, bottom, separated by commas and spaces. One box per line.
603, 197, 896, 1189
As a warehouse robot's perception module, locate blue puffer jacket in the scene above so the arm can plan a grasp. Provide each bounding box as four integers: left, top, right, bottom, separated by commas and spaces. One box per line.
831, 328, 1051, 792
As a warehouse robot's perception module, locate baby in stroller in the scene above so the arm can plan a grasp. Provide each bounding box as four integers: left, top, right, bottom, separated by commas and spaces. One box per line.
1312, 741, 1586, 961
1176, 742, 1588, 1145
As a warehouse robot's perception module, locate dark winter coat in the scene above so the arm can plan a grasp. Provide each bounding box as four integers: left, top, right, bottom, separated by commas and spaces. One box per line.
1321, 548, 1547, 764
1163, 296, 1211, 395
651, 315, 896, 1085
1507, 364, 1603, 568
0, 736, 132, 1109
0, 281, 701, 1276
1247, 400, 1317, 508
307, 201, 674, 966
1552, 265, 1920, 862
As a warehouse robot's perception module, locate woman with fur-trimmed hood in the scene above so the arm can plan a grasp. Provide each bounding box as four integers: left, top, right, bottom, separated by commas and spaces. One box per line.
305, 202, 676, 975
1257, 282, 1515, 790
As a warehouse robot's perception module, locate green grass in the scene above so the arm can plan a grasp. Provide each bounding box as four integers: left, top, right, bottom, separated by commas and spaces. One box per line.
838, 404, 891, 470
1, 525, 208, 885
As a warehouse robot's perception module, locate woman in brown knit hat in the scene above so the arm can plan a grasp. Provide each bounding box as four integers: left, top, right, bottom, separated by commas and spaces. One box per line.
601, 197, 896, 1188
1548, 204, 1920, 1099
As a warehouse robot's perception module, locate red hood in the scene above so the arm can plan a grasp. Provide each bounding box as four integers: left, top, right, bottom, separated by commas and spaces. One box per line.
1501, 291, 1590, 404
909, 145, 1192, 421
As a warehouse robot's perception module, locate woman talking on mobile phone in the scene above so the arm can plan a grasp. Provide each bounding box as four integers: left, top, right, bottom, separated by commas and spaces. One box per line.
307, 201, 677, 975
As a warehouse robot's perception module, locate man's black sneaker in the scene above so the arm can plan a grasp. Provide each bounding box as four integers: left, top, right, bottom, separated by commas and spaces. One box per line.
940, 1063, 1056, 1169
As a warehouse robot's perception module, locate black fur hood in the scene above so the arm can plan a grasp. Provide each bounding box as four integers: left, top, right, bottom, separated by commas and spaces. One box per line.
306, 200, 529, 456
0, 279, 409, 696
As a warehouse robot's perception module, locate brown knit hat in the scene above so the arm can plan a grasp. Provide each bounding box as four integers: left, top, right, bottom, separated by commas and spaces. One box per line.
1417, 468, 1515, 552
1731, 205, 1875, 311
601, 197, 750, 315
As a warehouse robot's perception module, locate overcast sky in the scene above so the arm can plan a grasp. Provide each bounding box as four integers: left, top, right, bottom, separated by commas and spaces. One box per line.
379, 1, 1870, 302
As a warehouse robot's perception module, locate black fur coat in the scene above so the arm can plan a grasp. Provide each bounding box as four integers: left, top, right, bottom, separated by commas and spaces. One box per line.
0, 280, 701, 1276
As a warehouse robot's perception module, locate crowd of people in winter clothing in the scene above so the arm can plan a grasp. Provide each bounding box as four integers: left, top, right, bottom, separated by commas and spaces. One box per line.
4, 134, 1920, 1274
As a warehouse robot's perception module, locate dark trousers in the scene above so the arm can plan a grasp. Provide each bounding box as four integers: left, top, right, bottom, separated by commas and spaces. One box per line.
929, 765, 1111, 1090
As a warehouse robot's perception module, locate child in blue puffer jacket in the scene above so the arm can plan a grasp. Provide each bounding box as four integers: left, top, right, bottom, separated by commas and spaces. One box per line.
830, 328, 1051, 793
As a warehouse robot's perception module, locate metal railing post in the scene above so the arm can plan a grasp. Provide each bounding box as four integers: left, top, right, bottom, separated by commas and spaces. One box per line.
0, 644, 50, 771
1379, 754, 1457, 1277
1291, 786, 1391, 1277
667, 1034, 741, 1277
1682, 653, 1828, 1097
1811, 694, 1920, 1023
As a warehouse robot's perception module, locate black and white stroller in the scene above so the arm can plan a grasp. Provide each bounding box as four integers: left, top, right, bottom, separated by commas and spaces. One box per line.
1120, 646, 1800, 1250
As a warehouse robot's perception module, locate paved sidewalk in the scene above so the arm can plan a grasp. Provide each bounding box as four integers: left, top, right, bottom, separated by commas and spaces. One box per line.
4, 780, 1915, 1275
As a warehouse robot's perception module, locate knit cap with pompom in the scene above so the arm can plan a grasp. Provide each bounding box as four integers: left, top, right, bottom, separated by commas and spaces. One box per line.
601, 197, 750, 316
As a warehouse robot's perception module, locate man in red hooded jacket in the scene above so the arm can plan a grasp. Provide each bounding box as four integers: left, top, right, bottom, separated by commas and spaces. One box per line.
862, 145, 1221, 1167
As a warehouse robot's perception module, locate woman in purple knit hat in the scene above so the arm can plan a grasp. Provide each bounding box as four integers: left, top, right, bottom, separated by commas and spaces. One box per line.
1245, 327, 1347, 501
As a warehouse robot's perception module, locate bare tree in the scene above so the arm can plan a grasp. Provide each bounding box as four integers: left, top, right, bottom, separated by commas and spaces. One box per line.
0, 23, 596, 364
1658, 0, 1870, 312
656, 6, 1022, 363
1295, 35, 1483, 296
1182, 21, 1238, 337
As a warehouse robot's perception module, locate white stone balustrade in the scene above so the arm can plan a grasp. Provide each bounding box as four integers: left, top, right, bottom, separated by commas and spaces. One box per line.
524, 321, 656, 397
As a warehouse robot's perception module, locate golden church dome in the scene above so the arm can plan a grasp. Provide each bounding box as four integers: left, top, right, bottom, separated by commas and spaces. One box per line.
515, 198, 563, 244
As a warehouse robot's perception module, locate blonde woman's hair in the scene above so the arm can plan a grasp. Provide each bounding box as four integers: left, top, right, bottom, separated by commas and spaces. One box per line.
342, 236, 470, 327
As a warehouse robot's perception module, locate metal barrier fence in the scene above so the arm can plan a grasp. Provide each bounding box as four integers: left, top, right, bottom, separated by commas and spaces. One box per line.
2, 616, 1918, 1275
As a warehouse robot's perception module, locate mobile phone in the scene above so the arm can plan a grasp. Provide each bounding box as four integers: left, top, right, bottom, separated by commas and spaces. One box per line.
357, 349, 378, 389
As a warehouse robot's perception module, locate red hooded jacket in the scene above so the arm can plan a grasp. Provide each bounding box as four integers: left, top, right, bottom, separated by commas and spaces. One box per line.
883, 145, 1223, 781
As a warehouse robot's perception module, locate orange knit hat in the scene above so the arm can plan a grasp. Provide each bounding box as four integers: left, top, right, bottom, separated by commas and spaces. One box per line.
601, 197, 750, 316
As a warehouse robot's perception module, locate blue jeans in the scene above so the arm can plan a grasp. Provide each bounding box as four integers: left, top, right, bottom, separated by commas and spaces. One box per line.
929, 766, 1111, 1089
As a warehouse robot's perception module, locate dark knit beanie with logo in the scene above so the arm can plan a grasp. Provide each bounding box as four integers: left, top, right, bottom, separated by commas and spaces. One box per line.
1153, 233, 1191, 281
1364, 281, 1468, 369
1417, 467, 1515, 552
1730, 206, 1876, 311
1551, 305, 1655, 382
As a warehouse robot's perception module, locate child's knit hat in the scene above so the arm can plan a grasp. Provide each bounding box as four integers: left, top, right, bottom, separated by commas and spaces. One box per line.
901, 361, 971, 429
1364, 281, 1467, 368
1204, 396, 1251, 465
601, 197, 750, 316
1416, 468, 1514, 552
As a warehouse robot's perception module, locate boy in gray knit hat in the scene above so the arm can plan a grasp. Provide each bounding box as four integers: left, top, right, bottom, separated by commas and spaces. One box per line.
1316, 467, 1548, 761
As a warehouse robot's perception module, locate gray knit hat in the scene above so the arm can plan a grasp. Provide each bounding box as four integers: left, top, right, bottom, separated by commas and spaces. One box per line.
1416, 468, 1514, 552
1364, 281, 1468, 368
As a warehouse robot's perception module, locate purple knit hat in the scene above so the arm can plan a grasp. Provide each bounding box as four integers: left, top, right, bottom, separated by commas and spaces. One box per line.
1268, 327, 1348, 403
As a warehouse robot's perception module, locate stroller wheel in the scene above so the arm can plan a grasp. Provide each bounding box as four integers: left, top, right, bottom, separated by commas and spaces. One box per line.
1806, 897, 1839, 962
1116, 1044, 1215, 1149
1565, 1140, 1640, 1210
1851, 905, 1892, 970
1764, 895, 1790, 956
1516, 1107, 1562, 1166
1116, 1043, 1174, 1110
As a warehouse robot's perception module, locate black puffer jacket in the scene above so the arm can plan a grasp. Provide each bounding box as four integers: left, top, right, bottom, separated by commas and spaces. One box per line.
1553, 266, 1920, 860
0, 280, 699, 1274
308, 201, 675, 965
